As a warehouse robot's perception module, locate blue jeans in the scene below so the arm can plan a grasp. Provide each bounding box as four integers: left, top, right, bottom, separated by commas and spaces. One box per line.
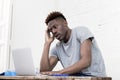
70, 72, 93, 76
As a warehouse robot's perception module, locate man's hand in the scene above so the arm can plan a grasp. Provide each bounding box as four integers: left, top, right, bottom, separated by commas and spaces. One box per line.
41, 71, 61, 75
45, 29, 54, 44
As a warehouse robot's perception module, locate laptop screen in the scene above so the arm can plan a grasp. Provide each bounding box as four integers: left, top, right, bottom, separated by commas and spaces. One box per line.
12, 48, 36, 76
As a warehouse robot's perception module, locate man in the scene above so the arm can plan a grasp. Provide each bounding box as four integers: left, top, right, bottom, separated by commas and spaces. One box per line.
40, 11, 106, 77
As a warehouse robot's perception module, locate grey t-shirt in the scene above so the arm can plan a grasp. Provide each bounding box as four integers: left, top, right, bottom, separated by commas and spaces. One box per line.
50, 26, 106, 77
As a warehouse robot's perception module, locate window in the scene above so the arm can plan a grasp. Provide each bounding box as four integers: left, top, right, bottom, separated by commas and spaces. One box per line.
0, 0, 12, 73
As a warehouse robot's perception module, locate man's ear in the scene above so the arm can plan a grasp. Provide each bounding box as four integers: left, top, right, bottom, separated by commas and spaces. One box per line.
63, 20, 68, 26
65, 21, 68, 25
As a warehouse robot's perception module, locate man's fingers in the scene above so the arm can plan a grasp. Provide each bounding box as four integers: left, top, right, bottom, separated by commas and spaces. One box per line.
41, 71, 51, 75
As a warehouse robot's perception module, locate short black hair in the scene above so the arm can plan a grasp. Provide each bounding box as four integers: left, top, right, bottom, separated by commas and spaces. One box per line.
45, 11, 66, 25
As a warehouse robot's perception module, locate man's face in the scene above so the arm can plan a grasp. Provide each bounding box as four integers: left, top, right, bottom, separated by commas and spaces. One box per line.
47, 19, 68, 41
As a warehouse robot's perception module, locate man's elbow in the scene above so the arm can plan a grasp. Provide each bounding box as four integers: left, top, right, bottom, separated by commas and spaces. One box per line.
40, 67, 51, 72
40, 68, 45, 72
40, 67, 44, 72
81, 57, 91, 68
85, 59, 91, 68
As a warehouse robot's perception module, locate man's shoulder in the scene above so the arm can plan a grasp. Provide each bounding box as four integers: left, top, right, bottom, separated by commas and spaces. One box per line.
72, 26, 89, 34
72, 26, 88, 30
54, 41, 62, 47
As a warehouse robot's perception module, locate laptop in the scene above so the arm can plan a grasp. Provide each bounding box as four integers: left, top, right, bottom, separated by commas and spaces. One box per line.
12, 48, 37, 76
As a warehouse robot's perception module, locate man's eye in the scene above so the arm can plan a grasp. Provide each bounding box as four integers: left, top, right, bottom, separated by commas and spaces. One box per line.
53, 26, 57, 29
49, 29, 52, 32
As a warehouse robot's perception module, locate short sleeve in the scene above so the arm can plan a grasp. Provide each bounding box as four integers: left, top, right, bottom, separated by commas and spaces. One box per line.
50, 45, 58, 58
76, 27, 94, 43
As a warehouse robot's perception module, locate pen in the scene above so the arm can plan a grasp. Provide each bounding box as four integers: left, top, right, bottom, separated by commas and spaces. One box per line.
50, 74, 69, 76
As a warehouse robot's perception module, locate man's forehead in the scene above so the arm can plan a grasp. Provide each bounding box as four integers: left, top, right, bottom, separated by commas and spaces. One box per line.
48, 19, 56, 27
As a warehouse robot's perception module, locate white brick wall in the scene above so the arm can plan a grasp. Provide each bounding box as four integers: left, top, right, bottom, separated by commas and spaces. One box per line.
55, 0, 120, 79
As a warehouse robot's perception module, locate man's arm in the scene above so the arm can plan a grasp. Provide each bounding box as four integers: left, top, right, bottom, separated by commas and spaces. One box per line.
59, 38, 92, 74
40, 30, 58, 72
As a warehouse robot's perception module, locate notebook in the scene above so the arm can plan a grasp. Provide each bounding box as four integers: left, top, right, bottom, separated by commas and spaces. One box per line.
12, 48, 37, 76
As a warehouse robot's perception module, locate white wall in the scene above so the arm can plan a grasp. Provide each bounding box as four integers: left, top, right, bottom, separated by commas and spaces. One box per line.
10, 0, 60, 70
10, 0, 120, 80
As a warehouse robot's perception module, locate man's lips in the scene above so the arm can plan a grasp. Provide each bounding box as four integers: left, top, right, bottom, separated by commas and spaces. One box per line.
55, 34, 61, 39
57, 35, 60, 39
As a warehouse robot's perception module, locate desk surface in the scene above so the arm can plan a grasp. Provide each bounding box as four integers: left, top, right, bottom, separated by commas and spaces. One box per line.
0, 75, 112, 80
